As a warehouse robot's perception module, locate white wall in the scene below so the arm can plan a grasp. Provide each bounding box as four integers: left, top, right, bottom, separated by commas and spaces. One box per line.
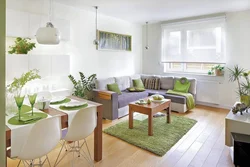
142, 10, 250, 108
6, 0, 142, 81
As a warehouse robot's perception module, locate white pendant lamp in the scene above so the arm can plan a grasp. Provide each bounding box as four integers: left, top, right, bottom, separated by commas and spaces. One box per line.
36, 0, 60, 45
145, 22, 149, 50
93, 6, 99, 45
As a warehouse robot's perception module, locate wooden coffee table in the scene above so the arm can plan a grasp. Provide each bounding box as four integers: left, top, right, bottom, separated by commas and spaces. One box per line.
129, 98, 171, 136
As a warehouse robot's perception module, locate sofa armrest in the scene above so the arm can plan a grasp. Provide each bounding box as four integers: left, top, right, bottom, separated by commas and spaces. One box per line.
93, 89, 119, 120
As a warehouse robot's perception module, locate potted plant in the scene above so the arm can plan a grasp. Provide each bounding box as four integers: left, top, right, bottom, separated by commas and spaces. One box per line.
8, 37, 36, 54
228, 65, 250, 106
68, 72, 97, 100
208, 65, 224, 76
6, 69, 41, 116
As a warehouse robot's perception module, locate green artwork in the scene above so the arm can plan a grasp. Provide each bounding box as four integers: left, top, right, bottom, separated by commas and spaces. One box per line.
98, 30, 132, 51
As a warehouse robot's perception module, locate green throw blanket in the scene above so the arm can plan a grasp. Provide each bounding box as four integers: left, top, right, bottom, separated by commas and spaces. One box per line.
167, 90, 195, 110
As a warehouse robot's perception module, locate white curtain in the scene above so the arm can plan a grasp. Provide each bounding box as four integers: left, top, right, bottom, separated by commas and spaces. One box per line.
161, 16, 226, 64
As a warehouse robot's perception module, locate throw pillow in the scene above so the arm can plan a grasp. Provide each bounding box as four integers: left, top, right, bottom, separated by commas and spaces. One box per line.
107, 83, 122, 95
143, 77, 160, 90
173, 77, 191, 93
127, 87, 145, 92
133, 79, 145, 89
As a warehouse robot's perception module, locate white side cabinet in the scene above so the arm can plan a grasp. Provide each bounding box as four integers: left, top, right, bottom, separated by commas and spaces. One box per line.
225, 108, 250, 146
6, 9, 29, 37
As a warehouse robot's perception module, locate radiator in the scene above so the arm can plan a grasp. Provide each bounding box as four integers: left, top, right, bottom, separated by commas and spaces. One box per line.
196, 80, 220, 104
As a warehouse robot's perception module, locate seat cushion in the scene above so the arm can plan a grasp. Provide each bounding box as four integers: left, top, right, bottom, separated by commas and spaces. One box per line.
146, 89, 186, 104
118, 91, 148, 108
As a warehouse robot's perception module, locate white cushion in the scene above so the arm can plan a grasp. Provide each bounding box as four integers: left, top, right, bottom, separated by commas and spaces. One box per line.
95, 77, 115, 90
115, 76, 130, 91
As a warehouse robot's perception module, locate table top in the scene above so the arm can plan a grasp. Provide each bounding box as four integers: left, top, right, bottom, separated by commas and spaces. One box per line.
225, 109, 250, 124
5, 96, 102, 132
129, 97, 171, 109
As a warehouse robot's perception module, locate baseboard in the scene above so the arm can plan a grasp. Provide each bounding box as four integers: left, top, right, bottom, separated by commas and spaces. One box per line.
196, 101, 232, 110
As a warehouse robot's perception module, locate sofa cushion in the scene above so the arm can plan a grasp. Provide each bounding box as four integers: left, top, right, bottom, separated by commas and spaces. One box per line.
173, 78, 191, 93
118, 91, 148, 108
160, 76, 174, 90
174, 77, 197, 95
143, 77, 160, 90
129, 74, 141, 87
95, 77, 115, 90
115, 76, 130, 91
107, 83, 122, 95
146, 89, 186, 104
133, 79, 145, 89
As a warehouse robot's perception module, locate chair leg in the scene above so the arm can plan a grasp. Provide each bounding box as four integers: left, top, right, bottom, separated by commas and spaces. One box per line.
46, 155, 52, 167
17, 160, 21, 167
54, 141, 70, 167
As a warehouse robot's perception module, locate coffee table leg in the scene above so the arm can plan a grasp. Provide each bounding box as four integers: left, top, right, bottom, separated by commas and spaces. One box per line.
167, 103, 171, 123
129, 107, 133, 129
148, 112, 153, 136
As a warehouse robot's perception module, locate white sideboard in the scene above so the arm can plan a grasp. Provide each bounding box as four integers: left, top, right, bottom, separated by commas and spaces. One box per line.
6, 8, 70, 40
225, 109, 250, 146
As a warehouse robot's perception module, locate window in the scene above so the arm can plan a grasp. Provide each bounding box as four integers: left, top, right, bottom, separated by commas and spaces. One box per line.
161, 17, 225, 73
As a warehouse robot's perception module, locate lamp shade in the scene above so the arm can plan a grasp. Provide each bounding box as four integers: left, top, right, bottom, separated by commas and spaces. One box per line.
36, 22, 60, 45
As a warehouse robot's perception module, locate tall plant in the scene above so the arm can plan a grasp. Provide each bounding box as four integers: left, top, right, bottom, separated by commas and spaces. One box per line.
68, 72, 97, 99
228, 65, 250, 97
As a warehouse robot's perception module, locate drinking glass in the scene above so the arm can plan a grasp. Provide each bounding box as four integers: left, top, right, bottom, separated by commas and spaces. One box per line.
14, 95, 25, 121
28, 93, 37, 116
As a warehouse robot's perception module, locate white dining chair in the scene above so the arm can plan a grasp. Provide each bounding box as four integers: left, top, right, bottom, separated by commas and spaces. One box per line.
54, 106, 97, 167
17, 115, 61, 167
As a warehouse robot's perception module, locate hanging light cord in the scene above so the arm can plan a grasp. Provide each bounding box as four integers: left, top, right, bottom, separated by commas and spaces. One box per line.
146, 22, 148, 46
49, 0, 52, 22
95, 6, 98, 40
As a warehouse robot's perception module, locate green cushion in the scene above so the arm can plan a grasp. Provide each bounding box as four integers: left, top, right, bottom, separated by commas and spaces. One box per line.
133, 79, 145, 89
107, 83, 122, 95
173, 78, 191, 93
127, 87, 145, 92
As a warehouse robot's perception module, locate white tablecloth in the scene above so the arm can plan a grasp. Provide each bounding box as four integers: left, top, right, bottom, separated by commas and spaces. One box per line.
6, 108, 51, 158
49, 98, 96, 126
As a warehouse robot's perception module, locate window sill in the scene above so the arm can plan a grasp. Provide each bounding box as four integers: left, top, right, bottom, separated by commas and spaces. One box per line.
163, 71, 224, 78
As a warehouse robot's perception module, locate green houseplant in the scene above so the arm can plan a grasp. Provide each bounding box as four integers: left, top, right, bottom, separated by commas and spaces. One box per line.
8, 37, 36, 54
228, 65, 250, 106
7, 69, 41, 95
68, 72, 97, 100
208, 65, 224, 76
6, 69, 41, 117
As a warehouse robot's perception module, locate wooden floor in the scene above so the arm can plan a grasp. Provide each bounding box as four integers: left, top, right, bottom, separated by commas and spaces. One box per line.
7, 105, 234, 167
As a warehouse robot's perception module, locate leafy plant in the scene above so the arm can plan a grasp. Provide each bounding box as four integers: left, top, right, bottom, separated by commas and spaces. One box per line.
8, 37, 36, 54
208, 64, 225, 75
7, 69, 41, 95
228, 65, 246, 96
68, 72, 97, 99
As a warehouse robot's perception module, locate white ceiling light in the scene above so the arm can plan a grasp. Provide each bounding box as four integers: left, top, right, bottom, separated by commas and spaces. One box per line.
36, 0, 60, 45
93, 6, 99, 45
145, 22, 149, 50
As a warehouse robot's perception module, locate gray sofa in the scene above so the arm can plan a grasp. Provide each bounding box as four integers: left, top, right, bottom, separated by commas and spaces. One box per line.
93, 74, 197, 120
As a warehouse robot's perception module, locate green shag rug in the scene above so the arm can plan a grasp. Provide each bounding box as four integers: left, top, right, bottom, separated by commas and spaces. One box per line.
103, 115, 197, 156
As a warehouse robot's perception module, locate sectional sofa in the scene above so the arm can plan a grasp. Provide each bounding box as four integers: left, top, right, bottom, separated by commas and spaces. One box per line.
93, 74, 197, 120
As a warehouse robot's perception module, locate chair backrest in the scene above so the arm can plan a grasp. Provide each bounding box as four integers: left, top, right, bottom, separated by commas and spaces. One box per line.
64, 106, 97, 142
18, 116, 61, 160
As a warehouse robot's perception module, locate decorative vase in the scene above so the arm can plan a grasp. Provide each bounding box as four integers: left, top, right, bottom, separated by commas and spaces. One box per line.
240, 95, 250, 106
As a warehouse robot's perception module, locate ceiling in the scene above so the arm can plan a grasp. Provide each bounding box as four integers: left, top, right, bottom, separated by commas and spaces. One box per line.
55, 0, 250, 24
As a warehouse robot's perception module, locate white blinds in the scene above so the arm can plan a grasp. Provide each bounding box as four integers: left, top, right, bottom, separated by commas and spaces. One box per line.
161, 17, 226, 63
